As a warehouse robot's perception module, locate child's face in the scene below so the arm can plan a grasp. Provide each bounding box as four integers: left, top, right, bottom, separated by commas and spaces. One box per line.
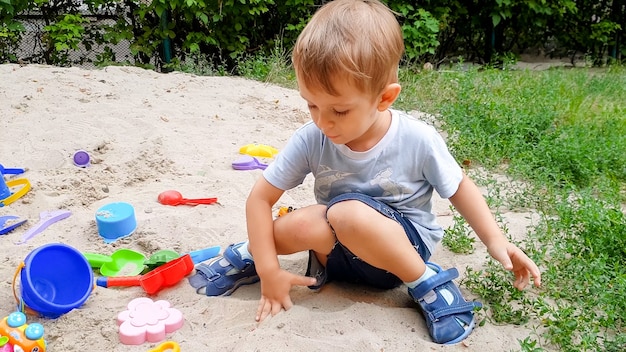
299, 76, 388, 151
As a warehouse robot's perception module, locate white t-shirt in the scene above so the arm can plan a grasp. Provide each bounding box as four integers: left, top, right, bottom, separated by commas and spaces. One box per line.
263, 109, 463, 254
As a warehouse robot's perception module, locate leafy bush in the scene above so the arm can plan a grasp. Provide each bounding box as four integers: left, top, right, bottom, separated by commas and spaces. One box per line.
0, 0, 30, 62
2, 0, 624, 68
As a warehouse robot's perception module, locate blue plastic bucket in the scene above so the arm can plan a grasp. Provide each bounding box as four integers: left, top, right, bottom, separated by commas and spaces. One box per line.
19, 243, 94, 318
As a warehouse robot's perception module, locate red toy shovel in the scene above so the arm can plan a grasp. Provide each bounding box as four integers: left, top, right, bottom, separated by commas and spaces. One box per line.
157, 190, 217, 206
96, 254, 194, 295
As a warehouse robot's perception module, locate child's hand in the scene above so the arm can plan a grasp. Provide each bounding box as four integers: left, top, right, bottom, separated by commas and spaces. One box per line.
488, 240, 542, 290
255, 269, 317, 322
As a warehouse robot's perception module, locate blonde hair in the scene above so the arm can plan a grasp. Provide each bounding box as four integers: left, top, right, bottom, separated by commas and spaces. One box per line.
292, 0, 404, 97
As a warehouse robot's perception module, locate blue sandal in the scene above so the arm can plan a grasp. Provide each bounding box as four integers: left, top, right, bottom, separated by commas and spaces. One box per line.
188, 242, 259, 296
408, 262, 482, 344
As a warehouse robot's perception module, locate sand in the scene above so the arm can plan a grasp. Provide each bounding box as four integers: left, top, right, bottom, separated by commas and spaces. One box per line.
0, 64, 539, 351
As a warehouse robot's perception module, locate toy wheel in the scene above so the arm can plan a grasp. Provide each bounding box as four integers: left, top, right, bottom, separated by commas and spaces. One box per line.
25, 323, 44, 340
7, 311, 26, 328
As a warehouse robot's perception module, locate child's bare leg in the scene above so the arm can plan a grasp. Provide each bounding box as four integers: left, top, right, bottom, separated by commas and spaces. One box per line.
272, 204, 335, 266
326, 199, 426, 282
325, 198, 481, 345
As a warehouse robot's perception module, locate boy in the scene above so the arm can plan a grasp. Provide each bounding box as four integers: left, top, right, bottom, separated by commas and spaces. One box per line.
189, 0, 541, 345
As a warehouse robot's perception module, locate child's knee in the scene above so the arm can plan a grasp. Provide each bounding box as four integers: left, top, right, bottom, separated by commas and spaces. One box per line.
326, 200, 353, 230
326, 200, 373, 236
276, 205, 333, 246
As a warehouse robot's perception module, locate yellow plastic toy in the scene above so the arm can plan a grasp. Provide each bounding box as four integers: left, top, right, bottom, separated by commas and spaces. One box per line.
239, 144, 278, 158
277, 206, 296, 217
0, 178, 31, 207
147, 341, 180, 352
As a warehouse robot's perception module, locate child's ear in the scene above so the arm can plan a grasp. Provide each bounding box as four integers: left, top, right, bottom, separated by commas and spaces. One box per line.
377, 83, 401, 111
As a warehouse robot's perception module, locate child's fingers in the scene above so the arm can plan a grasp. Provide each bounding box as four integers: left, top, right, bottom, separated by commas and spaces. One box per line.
256, 297, 272, 322
281, 297, 294, 313
513, 271, 530, 290
530, 265, 542, 287
291, 274, 318, 287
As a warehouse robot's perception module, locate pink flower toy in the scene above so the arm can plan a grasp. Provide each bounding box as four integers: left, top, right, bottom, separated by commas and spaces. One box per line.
117, 297, 183, 345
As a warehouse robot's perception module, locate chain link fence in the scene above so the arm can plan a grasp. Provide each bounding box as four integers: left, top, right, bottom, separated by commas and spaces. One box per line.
14, 8, 147, 68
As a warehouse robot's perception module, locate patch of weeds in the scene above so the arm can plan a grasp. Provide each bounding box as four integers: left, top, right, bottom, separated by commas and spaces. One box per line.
519, 336, 546, 352
463, 259, 534, 326
236, 40, 296, 89
168, 52, 228, 76
529, 191, 626, 351
442, 210, 475, 254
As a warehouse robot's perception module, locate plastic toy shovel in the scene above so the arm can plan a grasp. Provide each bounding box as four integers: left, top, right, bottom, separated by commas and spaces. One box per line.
16, 209, 71, 244
83, 249, 147, 276
232, 155, 268, 170
0, 164, 25, 176
157, 190, 217, 206
144, 245, 221, 271
0, 215, 27, 235
96, 254, 194, 295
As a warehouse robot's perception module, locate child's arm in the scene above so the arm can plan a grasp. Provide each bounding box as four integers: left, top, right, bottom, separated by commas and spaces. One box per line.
246, 177, 317, 322
246, 177, 283, 277
448, 174, 542, 290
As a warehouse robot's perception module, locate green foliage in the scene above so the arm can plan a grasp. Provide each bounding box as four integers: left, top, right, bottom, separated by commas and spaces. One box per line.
464, 260, 533, 325
526, 191, 626, 350
2, 0, 624, 67
0, 0, 30, 17
393, 4, 440, 62
44, 13, 88, 65
0, 0, 318, 67
544, 194, 626, 266
442, 210, 475, 254
518, 337, 545, 352
167, 51, 228, 76
0, 20, 24, 62
551, 0, 624, 65
0, 0, 30, 62
235, 40, 296, 87
403, 0, 619, 66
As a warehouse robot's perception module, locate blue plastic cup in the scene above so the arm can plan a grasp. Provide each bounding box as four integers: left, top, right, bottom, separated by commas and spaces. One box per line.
95, 202, 137, 243
0, 173, 11, 200
19, 243, 94, 318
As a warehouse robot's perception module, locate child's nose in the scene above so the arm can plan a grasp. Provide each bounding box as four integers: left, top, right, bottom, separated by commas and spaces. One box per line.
314, 111, 334, 130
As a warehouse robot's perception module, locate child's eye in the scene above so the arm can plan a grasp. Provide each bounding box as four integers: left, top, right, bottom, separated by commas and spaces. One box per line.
334, 109, 348, 116
307, 104, 317, 110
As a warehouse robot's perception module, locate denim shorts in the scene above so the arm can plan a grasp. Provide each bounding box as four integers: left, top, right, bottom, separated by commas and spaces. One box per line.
308, 192, 431, 290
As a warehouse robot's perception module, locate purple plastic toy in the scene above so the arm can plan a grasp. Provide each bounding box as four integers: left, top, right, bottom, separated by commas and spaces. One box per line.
72, 150, 90, 167
16, 210, 71, 245
231, 156, 268, 170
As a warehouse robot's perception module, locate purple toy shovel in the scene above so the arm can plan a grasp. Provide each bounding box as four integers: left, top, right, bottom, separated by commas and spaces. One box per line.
16, 209, 71, 244
231, 155, 268, 170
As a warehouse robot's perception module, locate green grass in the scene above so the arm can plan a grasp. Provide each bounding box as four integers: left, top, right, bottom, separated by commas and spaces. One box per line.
397, 67, 626, 190
176, 54, 626, 351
